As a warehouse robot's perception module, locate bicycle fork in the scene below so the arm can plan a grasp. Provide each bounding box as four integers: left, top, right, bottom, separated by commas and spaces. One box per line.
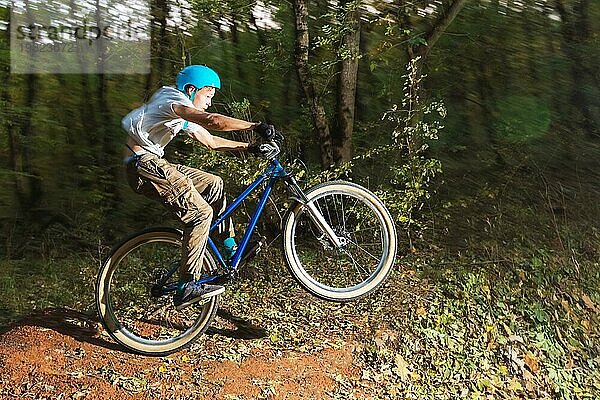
283, 176, 344, 249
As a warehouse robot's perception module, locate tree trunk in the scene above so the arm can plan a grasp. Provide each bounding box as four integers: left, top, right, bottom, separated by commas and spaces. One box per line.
554, 0, 598, 138
230, 15, 247, 85
293, 0, 333, 167
248, 9, 277, 123
146, 0, 170, 93
18, 74, 43, 211
11, 6, 44, 212
408, 0, 468, 68
94, 0, 121, 237
1, 64, 27, 211
412, 0, 468, 60
333, 3, 360, 164
249, 11, 266, 48
404, 0, 467, 151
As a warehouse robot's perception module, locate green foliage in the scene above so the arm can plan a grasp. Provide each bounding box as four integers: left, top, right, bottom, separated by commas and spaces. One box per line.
308, 0, 363, 86
353, 206, 600, 398
495, 96, 551, 144
379, 57, 446, 246
313, 0, 360, 50
0, 256, 96, 327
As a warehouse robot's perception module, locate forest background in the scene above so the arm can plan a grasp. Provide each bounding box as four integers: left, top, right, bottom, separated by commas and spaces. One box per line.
0, 0, 599, 398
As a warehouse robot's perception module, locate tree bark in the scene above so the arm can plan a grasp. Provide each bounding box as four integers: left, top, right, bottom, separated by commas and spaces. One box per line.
11, 6, 44, 212
19, 74, 43, 210
230, 15, 248, 85
404, 0, 467, 144
1, 58, 27, 211
334, 2, 360, 164
249, 11, 266, 48
145, 0, 170, 93
554, 0, 598, 138
293, 0, 333, 167
410, 0, 468, 60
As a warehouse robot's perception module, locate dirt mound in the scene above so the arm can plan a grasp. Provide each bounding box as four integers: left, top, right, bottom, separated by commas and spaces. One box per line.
0, 308, 360, 399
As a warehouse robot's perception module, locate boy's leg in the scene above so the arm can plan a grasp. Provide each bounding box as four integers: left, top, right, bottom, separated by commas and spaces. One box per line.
175, 164, 235, 239
128, 154, 213, 280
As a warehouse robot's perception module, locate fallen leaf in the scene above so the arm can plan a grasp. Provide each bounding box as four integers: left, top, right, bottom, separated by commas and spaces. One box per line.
416, 307, 427, 317
72, 391, 88, 399
507, 348, 525, 371
393, 354, 410, 381
508, 377, 523, 391
389, 386, 397, 396
361, 369, 371, 381
523, 353, 539, 373
582, 320, 591, 330
581, 294, 598, 312
523, 370, 535, 391
508, 335, 524, 343
374, 337, 385, 348
561, 300, 572, 315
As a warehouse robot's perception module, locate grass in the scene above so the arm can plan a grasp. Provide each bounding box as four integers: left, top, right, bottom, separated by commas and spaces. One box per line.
0, 255, 97, 328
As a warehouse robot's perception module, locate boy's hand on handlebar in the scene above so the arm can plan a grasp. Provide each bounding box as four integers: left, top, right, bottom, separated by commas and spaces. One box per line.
254, 122, 284, 142
248, 142, 279, 158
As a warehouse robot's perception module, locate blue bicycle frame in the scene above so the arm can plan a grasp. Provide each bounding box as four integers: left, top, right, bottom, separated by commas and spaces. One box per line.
207, 158, 289, 270
159, 158, 300, 294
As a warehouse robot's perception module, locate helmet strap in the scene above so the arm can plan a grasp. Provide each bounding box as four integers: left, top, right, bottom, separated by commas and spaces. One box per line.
183, 87, 197, 131
188, 87, 197, 102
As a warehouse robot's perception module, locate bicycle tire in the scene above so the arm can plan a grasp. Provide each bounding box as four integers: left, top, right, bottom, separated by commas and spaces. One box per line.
95, 227, 219, 356
282, 181, 397, 302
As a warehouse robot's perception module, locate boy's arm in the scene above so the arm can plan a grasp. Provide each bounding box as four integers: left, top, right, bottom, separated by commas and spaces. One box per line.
187, 124, 249, 151
173, 104, 258, 132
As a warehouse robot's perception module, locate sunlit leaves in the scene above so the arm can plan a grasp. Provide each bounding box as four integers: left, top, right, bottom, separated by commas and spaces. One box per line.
378, 57, 446, 241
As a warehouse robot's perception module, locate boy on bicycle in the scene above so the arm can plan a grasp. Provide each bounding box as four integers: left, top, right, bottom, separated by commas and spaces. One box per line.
122, 65, 278, 310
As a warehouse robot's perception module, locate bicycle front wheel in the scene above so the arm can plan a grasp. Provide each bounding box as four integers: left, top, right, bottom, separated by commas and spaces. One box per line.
96, 228, 219, 356
282, 181, 397, 302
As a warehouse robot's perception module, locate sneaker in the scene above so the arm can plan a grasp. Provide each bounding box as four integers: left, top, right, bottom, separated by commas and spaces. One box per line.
173, 282, 225, 310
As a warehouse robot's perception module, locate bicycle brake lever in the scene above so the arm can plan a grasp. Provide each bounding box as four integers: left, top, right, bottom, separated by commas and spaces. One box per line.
266, 141, 280, 159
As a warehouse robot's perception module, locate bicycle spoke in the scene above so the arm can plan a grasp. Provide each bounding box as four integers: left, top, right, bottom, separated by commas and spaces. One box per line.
347, 242, 382, 248
324, 197, 333, 227
346, 238, 381, 262
147, 304, 170, 320
352, 226, 381, 234
344, 249, 371, 277
334, 194, 342, 228
340, 194, 347, 233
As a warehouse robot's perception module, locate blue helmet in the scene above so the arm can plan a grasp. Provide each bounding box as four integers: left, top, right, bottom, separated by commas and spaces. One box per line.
176, 65, 221, 93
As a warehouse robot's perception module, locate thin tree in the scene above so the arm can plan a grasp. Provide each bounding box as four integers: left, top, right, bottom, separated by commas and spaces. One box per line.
334, 0, 360, 164
293, 0, 334, 167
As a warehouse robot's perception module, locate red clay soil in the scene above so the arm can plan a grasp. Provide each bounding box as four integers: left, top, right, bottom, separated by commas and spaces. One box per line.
0, 308, 362, 399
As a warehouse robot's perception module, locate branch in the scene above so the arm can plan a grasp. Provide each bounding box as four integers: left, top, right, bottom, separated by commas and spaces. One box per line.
417, 0, 468, 58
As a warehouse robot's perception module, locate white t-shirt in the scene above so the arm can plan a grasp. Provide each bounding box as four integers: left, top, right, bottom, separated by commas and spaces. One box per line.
122, 86, 203, 157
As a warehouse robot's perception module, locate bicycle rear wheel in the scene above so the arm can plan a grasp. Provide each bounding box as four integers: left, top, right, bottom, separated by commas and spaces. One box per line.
282, 181, 397, 302
96, 228, 219, 356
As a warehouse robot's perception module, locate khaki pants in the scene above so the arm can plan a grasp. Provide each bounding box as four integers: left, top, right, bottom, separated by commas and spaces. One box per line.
126, 153, 234, 281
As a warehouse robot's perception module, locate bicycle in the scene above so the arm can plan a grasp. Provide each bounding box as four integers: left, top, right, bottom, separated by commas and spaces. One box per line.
95, 138, 397, 355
